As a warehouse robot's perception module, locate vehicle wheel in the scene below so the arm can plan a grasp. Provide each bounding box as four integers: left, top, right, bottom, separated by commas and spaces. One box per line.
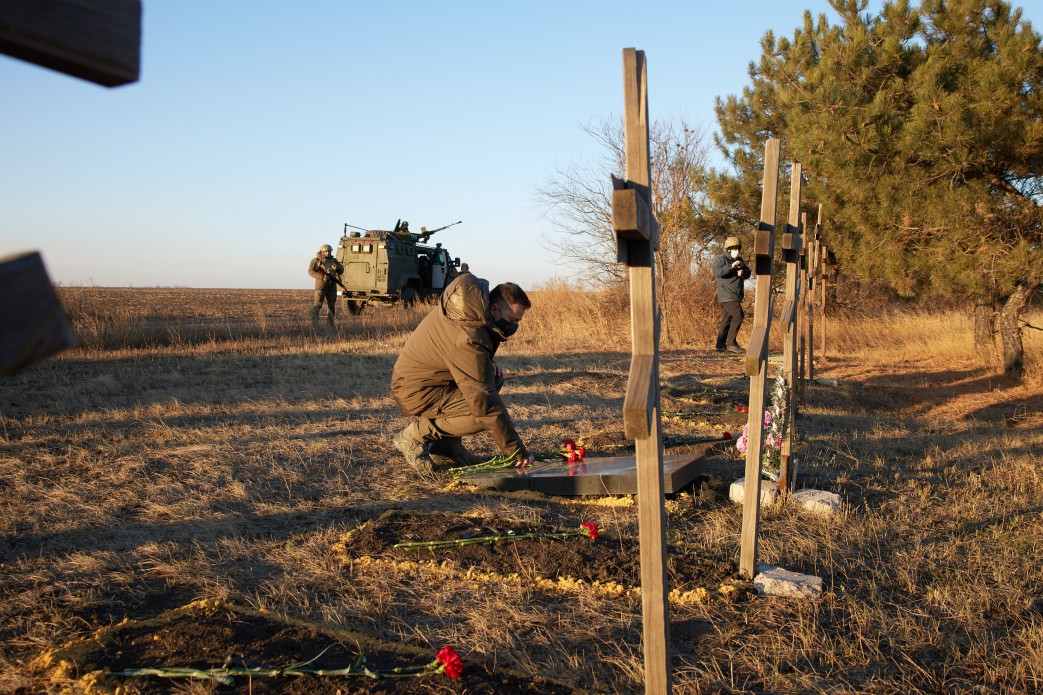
347, 300, 366, 316
401, 286, 418, 309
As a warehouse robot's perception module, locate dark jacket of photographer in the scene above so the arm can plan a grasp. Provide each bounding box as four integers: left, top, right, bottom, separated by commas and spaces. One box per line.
712, 252, 751, 304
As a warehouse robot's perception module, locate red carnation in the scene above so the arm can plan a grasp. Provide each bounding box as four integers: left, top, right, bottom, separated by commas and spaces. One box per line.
722, 431, 732, 440
436, 645, 464, 680
580, 522, 599, 541
564, 438, 576, 449
575, 445, 586, 460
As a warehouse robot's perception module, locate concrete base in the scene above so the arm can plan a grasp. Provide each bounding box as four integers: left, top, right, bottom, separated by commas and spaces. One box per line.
729, 477, 779, 507
459, 453, 705, 496
754, 563, 823, 597
792, 488, 842, 515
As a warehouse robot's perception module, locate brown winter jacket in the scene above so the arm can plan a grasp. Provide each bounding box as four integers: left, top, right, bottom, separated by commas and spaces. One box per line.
391, 274, 529, 460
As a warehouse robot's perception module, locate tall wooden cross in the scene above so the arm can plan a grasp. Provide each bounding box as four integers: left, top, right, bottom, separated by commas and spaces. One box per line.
739, 139, 781, 579
611, 48, 670, 694
778, 162, 804, 496
798, 213, 810, 405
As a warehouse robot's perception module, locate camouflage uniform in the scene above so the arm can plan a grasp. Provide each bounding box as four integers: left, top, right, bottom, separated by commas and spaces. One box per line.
308, 251, 343, 327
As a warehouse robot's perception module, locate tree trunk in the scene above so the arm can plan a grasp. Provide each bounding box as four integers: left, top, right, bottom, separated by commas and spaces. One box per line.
973, 297, 996, 352
998, 282, 1039, 377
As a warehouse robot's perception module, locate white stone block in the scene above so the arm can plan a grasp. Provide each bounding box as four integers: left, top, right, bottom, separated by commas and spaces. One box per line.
753, 564, 823, 598
792, 488, 842, 515
814, 377, 838, 386
729, 477, 779, 507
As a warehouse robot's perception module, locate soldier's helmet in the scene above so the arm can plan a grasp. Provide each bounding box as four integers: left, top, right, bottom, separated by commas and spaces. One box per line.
320, 244, 333, 254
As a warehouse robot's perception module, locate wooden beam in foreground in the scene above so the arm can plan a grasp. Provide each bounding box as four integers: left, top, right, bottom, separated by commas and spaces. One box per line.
0, 0, 141, 87
1, 252, 76, 377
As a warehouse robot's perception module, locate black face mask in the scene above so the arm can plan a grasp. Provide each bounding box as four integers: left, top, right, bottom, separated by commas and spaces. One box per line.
493, 317, 519, 338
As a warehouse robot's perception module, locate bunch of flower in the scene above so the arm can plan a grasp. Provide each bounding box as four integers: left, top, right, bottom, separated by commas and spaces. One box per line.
447, 438, 587, 477
734, 366, 788, 481
110, 645, 464, 684
393, 522, 598, 550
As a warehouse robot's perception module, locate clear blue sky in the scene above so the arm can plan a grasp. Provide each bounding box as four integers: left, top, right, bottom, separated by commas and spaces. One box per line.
2, 1, 1039, 290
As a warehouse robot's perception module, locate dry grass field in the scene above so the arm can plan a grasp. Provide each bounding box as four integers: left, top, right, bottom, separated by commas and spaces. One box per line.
1, 285, 1042, 693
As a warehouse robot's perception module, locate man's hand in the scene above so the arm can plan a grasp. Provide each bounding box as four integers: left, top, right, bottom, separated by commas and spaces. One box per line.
731, 260, 742, 269
492, 362, 504, 381
515, 454, 534, 468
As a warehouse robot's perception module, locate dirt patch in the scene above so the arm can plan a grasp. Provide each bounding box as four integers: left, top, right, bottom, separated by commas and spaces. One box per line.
337, 509, 740, 593
41, 601, 573, 694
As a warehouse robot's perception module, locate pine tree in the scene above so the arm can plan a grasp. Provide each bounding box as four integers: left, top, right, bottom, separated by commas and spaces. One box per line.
708, 0, 1042, 375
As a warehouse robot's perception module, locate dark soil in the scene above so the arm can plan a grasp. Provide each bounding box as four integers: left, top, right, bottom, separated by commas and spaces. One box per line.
341, 509, 739, 592
84, 603, 574, 694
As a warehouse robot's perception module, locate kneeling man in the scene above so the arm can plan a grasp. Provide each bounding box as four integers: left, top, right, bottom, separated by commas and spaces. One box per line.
391, 274, 535, 472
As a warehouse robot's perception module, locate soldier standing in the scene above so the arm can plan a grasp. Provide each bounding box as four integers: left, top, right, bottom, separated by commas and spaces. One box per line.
308, 244, 343, 328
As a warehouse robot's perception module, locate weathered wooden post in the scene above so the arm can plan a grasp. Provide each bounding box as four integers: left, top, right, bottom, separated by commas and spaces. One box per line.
797, 213, 811, 405
777, 163, 803, 497
820, 244, 828, 363
806, 215, 819, 382
612, 47, 670, 693
738, 138, 780, 580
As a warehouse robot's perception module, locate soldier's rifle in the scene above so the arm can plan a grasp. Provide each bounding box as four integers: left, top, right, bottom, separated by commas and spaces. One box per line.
316, 260, 347, 292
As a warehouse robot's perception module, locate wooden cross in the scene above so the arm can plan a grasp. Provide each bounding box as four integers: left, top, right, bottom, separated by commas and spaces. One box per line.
798, 213, 810, 406
738, 139, 781, 580
806, 214, 820, 382
778, 162, 804, 497
612, 47, 670, 694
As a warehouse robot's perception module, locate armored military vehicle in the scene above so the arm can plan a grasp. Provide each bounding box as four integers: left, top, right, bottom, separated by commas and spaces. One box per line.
335, 219, 464, 314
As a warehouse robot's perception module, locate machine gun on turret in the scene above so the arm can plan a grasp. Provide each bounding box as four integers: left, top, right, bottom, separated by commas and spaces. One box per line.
417, 220, 462, 243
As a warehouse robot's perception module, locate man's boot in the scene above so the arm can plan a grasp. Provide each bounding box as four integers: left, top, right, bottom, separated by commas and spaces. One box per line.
309, 306, 320, 328
392, 421, 434, 474
428, 438, 485, 468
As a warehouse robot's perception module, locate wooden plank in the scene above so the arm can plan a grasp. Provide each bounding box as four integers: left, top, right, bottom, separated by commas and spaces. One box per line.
739, 138, 780, 579
623, 354, 654, 439
743, 326, 768, 377
620, 47, 670, 694
612, 188, 660, 242
1, 251, 76, 376
778, 163, 803, 497
0, 0, 141, 87
820, 247, 828, 361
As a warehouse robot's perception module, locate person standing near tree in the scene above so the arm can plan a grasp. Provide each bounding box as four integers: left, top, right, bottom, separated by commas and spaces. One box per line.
308, 244, 343, 328
712, 236, 751, 353
391, 273, 534, 474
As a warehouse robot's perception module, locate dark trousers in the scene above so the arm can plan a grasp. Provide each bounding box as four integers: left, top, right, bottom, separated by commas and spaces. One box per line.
311, 287, 337, 324
716, 301, 744, 349
413, 374, 505, 444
